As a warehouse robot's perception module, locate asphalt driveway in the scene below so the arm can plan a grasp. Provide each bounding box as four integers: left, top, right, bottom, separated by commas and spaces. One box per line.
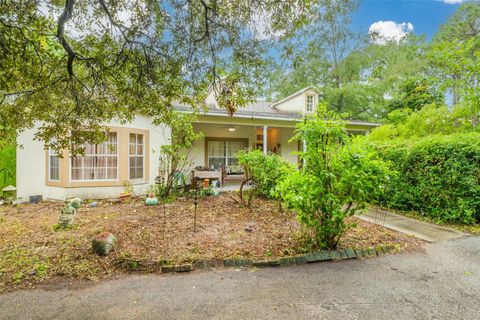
1, 236, 479, 320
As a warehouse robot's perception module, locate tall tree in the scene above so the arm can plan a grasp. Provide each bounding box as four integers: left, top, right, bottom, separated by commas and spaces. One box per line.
385, 76, 442, 113
266, 0, 360, 104
428, 39, 480, 127
435, 2, 480, 42
431, 2, 480, 107
0, 0, 321, 149
266, 1, 428, 121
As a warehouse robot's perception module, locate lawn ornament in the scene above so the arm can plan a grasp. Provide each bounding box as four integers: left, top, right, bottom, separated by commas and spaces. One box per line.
145, 193, 159, 206
92, 232, 116, 256
58, 204, 76, 228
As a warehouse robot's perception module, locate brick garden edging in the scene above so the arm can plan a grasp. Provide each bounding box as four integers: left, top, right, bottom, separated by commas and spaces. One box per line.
119, 244, 400, 274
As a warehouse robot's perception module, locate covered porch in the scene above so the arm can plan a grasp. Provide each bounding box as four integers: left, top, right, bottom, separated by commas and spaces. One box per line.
188, 116, 299, 186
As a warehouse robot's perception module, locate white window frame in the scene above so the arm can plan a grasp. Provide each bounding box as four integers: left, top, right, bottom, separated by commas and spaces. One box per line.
48, 149, 60, 181
70, 132, 118, 182
306, 94, 315, 113
207, 139, 247, 169
129, 133, 145, 180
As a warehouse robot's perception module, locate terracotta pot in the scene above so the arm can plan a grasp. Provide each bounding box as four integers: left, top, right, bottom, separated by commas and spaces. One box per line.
203, 179, 210, 188
92, 232, 116, 256
119, 193, 132, 202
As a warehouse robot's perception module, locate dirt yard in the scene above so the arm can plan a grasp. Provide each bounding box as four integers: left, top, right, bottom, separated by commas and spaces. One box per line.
0, 194, 424, 292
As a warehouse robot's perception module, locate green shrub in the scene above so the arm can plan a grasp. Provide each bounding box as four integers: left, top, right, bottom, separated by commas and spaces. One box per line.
275, 107, 391, 249
375, 133, 480, 224
237, 149, 293, 206
0, 145, 15, 190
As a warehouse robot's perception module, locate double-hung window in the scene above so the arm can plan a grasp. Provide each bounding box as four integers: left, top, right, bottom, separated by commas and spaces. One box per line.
306, 95, 314, 113
129, 133, 144, 180
71, 132, 118, 181
48, 149, 60, 181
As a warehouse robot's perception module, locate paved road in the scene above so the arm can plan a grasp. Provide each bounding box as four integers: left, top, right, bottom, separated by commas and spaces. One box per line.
1, 237, 480, 320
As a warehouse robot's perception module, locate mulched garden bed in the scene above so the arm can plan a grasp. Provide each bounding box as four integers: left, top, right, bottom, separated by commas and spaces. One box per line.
0, 194, 424, 293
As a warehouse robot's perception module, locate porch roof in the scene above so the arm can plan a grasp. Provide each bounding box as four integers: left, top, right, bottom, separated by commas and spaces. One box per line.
173, 102, 380, 130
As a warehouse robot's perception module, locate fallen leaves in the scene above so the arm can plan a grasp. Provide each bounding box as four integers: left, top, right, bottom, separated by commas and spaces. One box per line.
0, 195, 424, 292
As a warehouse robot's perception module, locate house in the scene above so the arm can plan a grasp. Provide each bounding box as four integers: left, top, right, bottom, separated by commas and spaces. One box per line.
16, 87, 379, 201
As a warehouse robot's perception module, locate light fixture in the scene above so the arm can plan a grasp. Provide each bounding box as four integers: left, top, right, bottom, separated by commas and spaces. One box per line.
228, 127, 236, 132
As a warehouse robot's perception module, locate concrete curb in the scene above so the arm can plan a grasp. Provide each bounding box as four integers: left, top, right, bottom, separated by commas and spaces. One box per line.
118, 244, 400, 274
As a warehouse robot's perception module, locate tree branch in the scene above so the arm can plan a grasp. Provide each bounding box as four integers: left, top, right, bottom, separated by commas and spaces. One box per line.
56, 0, 76, 79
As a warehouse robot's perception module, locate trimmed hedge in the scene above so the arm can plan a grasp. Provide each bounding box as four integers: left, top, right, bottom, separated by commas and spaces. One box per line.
375, 133, 480, 224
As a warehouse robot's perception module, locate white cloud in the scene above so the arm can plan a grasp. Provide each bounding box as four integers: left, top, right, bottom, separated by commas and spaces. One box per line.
442, 0, 465, 4
369, 21, 414, 45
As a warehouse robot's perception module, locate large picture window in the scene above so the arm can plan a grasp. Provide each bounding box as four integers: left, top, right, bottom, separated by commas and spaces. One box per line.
129, 133, 144, 180
207, 139, 247, 170
71, 132, 118, 181
48, 149, 60, 181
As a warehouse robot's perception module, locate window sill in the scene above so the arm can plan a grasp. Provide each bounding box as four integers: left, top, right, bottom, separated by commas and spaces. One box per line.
128, 179, 148, 185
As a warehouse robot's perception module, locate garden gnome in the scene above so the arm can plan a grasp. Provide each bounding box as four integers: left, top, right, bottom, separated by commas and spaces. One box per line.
58, 205, 76, 228
145, 192, 159, 206
69, 197, 82, 209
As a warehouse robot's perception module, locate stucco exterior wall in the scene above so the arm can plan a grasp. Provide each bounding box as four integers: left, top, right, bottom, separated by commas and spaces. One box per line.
16, 115, 170, 201
278, 127, 298, 165
16, 124, 45, 201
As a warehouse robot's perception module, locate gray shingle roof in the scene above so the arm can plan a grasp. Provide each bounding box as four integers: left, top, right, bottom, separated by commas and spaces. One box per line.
172, 101, 379, 127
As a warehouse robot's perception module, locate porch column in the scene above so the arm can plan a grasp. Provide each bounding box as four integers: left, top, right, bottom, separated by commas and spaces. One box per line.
302, 139, 307, 167
263, 125, 268, 155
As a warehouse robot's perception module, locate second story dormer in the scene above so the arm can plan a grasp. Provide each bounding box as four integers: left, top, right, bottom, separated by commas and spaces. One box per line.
270, 86, 319, 114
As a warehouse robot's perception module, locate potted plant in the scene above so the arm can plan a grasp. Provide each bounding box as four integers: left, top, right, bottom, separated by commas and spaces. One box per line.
119, 181, 133, 202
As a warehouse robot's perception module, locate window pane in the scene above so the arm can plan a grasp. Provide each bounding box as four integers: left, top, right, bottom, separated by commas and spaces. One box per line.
83, 168, 94, 180
129, 133, 136, 144
129, 144, 136, 155
72, 169, 82, 180
96, 156, 106, 167
96, 143, 105, 155
107, 168, 117, 180
227, 157, 239, 166
107, 156, 117, 167
84, 144, 95, 154
129, 134, 144, 180
108, 132, 117, 143
71, 157, 82, 168
107, 144, 117, 155
208, 141, 225, 157
227, 141, 246, 156
208, 157, 224, 170
83, 156, 94, 168
50, 156, 59, 168
136, 168, 143, 179
49, 156, 60, 181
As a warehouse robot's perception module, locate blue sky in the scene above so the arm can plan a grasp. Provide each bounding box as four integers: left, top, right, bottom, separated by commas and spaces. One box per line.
351, 0, 462, 40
